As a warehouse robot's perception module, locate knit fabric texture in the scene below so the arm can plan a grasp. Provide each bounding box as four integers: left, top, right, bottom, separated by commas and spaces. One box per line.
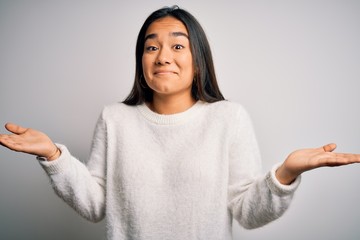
39, 100, 301, 240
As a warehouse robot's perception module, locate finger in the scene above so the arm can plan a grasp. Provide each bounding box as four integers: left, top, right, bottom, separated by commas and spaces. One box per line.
322, 143, 337, 152
4, 123, 28, 135
317, 153, 360, 167
335, 153, 360, 163
0, 135, 23, 152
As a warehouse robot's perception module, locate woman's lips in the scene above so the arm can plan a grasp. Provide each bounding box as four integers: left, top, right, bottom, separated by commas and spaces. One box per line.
154, 71, 176, 76
154, 71, 176, 75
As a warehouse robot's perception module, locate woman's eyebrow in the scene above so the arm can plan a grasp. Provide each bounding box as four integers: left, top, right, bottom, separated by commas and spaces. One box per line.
145, 31, 189, 41
171, 31, 189, 38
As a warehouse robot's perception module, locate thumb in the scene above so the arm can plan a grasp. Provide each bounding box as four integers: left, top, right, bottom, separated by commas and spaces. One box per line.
5, 123, 28, 134
322, 143, 337, 152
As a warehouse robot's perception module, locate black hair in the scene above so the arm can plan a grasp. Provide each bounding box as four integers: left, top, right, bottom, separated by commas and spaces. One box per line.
123, 6, 225, 105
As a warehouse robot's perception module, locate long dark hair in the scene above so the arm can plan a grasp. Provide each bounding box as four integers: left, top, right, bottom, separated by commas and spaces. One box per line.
123, 6, 225, 105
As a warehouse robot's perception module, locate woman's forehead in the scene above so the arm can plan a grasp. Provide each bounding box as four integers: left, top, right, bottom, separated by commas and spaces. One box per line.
145, 16, 188, 36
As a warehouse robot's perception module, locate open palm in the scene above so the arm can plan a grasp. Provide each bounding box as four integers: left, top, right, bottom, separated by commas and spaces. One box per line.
0, 123, 56, 159
276, 143, 360, 184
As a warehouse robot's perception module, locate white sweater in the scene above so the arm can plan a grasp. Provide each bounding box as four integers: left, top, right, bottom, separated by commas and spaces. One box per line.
39, 100, 300, 240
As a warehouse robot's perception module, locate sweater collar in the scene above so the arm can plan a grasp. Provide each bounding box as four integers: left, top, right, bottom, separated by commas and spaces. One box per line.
137, 100, 206, 125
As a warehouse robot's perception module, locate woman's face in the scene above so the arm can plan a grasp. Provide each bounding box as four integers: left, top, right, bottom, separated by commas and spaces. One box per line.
142, 16, 195, 100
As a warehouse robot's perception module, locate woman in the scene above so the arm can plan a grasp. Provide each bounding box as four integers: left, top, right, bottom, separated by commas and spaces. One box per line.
0, 6, 359, 240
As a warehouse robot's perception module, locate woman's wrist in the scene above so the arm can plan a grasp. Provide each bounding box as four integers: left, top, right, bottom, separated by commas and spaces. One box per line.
275, 163, 298, 185
46, 145, 61, 161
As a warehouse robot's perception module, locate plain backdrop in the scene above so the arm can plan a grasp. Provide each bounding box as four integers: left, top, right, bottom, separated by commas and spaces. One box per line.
0, 0, 359, 239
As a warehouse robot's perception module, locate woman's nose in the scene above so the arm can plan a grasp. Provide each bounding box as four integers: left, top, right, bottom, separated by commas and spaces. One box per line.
155, 48, 172, 65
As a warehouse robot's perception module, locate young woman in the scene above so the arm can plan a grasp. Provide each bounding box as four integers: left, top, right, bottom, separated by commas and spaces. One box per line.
0, 6, 359, 240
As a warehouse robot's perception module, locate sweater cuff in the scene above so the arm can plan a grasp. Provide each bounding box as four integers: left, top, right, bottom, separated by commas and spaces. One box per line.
265, 162, 301, 197
37, 144, 72, 175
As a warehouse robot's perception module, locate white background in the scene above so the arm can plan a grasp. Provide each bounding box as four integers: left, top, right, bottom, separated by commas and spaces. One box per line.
0, 0, 359, 239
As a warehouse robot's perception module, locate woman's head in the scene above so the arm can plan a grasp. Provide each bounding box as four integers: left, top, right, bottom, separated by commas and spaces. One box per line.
123, 6, 224, 105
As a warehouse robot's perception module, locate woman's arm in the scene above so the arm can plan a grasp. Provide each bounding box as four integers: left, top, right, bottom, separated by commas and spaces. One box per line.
228, 105, 360, 229
0, 118, 107, 222
228, 106, 301, 229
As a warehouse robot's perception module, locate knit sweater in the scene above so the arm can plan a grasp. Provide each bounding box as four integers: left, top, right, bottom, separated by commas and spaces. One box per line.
39, 100, 301, 240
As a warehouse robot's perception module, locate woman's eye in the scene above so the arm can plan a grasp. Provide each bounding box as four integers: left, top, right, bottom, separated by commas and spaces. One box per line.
146, 46, 158, 51
174, 44, 184, 50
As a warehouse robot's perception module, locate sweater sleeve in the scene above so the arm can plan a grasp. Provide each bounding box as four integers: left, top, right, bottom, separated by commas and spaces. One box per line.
227, 106, 301, 229
38, 112, 107, 223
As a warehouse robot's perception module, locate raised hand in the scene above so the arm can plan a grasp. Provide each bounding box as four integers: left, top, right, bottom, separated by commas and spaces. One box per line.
276, 143, 360, 185
0, 123, 60, 161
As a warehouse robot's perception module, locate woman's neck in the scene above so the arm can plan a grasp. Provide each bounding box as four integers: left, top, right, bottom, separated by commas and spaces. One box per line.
147, 93, 196, 115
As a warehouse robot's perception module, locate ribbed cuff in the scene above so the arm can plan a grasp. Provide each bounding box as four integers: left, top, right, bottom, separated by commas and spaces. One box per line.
265, 162, 301, 197
38, 144, 72, 175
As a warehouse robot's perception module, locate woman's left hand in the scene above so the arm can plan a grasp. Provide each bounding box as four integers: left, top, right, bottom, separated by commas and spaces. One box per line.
276, 143, 360, 185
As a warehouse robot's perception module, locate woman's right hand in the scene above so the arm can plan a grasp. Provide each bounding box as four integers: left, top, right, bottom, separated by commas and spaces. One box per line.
0, 123, 60, 161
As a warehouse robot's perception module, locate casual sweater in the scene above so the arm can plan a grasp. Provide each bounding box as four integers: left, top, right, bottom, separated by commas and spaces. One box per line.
39, 100, 301, 240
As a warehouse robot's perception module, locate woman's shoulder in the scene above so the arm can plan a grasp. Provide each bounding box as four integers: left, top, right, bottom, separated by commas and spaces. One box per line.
204, 100, 253, 127
206, 100, 249, 116
99, 102, 139, 119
